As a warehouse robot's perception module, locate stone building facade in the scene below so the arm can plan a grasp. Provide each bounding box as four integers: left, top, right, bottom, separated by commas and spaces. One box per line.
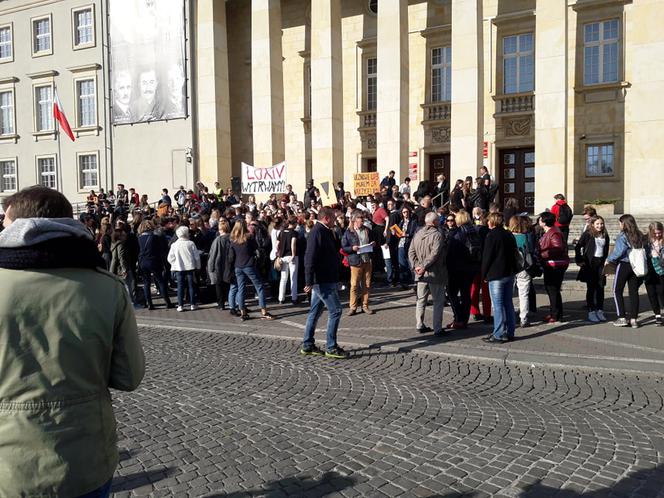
1, 0, 662, 214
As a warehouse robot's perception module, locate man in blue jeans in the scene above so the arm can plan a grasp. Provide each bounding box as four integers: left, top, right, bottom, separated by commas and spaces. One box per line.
301, 207, 348, 359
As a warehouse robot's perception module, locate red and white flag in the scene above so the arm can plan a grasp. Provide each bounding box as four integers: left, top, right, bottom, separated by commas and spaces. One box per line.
53, 89, 75, 142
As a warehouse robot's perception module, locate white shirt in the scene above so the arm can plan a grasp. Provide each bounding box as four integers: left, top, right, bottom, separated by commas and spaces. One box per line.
400, 183, 411, 195
594, 237, 606, 258
167, 239, 201, 271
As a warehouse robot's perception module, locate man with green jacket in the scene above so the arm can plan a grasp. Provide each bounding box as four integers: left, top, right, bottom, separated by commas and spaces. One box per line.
0, 186, 145, 497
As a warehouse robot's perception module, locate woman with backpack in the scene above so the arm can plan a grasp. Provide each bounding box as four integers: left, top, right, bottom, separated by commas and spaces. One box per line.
575, 216, 610, 323
645, 222, 664, 326
509, 215, 536, 328
607, 214, 645, 328
538, 212, 569, 323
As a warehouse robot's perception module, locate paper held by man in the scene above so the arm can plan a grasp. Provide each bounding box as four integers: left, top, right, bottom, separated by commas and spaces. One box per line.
358, 244, 373, 255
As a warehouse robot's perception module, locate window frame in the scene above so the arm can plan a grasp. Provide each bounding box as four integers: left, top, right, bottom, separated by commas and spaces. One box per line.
72, 5, 95, 50
36, 154, 58, 190
585, 143, 615, 178
0, 158, 17, 193
366, 57, 377, 111
33, 82, 54, 132
77, 151, 100, 190
502, 32, 534, 95
31, 14, 53, 57
0, 23, 14, 63
583, 18, 620, 86
0, 88, 15, 136
431, 46, 452, 103
74, 75, 97, 128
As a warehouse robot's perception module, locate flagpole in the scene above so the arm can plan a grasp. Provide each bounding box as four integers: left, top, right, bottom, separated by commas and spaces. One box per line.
54, 84, 63, 193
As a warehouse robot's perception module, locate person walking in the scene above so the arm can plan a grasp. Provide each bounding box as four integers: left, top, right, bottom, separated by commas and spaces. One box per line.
342, 210, 376, 315
509, 215, 537, 327
300, 207, 347, 359
138, 220, 173, 309
409, 212, 448, 336
277, 216, 299, 305
575, 216, 610, 322
207, 219, 233, 310
538, 212, 569, 323
607, 214, 646, 328
167, 226, 201, 312
230, 220, 274, 321
481, 213, 518, 343
646, 222, 664, 326
0, 186, 144, 497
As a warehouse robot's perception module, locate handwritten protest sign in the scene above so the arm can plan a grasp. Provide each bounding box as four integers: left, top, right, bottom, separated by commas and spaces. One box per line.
241, 162, 287, 194
353, 172, 380, 197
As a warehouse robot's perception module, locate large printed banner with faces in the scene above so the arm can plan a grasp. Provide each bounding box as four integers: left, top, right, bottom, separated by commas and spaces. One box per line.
109, 0, 187, 124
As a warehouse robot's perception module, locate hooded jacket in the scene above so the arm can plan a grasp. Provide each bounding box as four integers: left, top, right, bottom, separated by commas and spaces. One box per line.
408, 225, 448, 284
0, 218, 144, 497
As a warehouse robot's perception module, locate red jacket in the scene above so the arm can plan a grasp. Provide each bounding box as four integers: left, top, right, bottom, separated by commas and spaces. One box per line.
539, 227, 569, 268
550, 199, 570, 228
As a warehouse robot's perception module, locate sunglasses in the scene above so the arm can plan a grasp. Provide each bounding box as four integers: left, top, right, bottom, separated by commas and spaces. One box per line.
446, 219, 456, 222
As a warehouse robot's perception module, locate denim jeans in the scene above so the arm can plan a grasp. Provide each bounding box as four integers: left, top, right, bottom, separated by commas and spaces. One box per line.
228, 282, 238, 310
303, 283, 343, 351
77, 479, 111, 498
142, 269, 172, 307
385, 244, 399, 284
235, 265, 267, 310
175, 270, 196, 307
488, 276, 516, 339
398, 246, 413, 285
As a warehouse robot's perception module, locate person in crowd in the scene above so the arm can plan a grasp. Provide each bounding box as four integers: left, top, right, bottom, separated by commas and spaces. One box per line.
433, 174, 449, 208
342, 210, 376, 316
481, 212, 518, 343
116, 183, 129, 204
470, 212, 492, 322
0, 186, 144, 497
167, 225, 201, 312
399, 177, 411, 196
446, 210, 479, 329
409, 212, 448, 336
581, 206, 598, 233
575, 216, 610, 323
510, 215, 537, 327
380, 170, 397, 191
414, 195, 434, 226
277, 216, 299, 305
646, 222, 664, 326
608, 214, 645, 328
230, 220, 274, 321
450, 179, 464, 211
538, 211, 569, 323
301, 207, 347, 358
397, 206, 417, 289
110, 222, 137, 306
207, 219, 233, 311
551, 193, 574, 246
138, 219, 173, 310
97, 218, 113, 270
383, 199, 402, 287
503, 198, 520, 224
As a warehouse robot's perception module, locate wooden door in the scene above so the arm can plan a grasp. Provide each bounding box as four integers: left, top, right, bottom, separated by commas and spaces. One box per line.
499, 148, 535, 213
429, 153, 450, 184
366, 158, 377, 172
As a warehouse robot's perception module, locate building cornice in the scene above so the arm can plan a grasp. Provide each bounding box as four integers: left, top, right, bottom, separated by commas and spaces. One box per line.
420, 24, 451, 39
491, 10, 535, 26
27, 70, 59, 79
0, 76, 19, 85
570, 0, 633, 11
356, 37, 376, 49
67, 63, 102, 73
0, 0, 60, 15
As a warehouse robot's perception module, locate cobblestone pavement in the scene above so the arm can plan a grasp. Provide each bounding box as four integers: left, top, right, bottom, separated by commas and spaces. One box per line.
112, 326, 664, 497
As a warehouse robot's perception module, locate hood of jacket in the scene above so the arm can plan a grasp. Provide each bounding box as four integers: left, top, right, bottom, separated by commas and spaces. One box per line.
0, 217, 91, 249
555, 199, 567, 207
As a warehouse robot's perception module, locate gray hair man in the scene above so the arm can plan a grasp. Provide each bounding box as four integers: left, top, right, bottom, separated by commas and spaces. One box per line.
408, 211, 448, 335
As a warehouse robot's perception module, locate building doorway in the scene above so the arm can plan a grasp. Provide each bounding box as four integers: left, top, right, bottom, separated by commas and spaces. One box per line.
428, 153, 450, 184
499, 148, 535, 213
365, 158, 377, 172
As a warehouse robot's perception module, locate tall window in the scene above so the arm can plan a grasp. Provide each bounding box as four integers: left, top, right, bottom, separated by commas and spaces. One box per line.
0, 160, 16, 192
38, 157, 57, 188
431, 46, 451, 102
77, 79, 96, 127
503, 33, 534, 94
0, 91, 14, 135
79, 153, 98, 189
74, 8, 93, 46
366, 57, 377, 111
584, 19, 619, 85
35, 85, 53, 131
586, 144, 614, 177
33, 17, 52, 54
0, 25, 12, 60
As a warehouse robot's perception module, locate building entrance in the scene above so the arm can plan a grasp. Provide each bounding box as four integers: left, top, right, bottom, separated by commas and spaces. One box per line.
428, 153, 450, 184
499, 148, 535, 213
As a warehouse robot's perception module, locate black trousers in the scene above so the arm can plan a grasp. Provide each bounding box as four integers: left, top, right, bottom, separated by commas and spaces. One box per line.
585, 257, 605, 311
560, 226, 570, 246
215, 281, 230, 308
448, 272, 474, 324
613, 261, 641, 319
645, 273, 664, 315
543, 266, 566, 320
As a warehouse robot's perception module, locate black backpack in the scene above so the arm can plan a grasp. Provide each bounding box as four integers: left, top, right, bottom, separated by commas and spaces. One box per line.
557, 203, 573, 225
461, 225, 482, 263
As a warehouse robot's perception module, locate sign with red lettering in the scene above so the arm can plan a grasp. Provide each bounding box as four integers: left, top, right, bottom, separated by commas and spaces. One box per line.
408, 163, 418, 182
483, 141, 489, 158
241, 161, 287, 194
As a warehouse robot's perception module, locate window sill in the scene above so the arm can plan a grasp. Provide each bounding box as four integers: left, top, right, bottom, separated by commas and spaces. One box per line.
31, 50, 53, 58
0, 134, 19, 143
0, 57, 13, 64
574, 81, 631, 94
32, 130, 56, 141
73, 125, 101, 137
72, 42, 96, 51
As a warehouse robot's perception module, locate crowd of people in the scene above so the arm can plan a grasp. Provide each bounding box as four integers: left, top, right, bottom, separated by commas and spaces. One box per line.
4, 171, 662, 355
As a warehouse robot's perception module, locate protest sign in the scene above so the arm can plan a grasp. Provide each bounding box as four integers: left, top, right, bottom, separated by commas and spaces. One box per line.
353, 172, 380, 197
241, 162, 287, 194
316, 179, 336, 206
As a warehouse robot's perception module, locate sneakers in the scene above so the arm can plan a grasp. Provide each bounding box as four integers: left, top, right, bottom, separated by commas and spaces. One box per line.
596, 310, 607, 322
190, 304, 198, 311
176, 305, 184, 312
325, 346, 349, 359
656, 315, 662, 327
519, 320, 530, 328
300, 344, 324, 356
630, 318, 639, 329
613, 317, 629, 327
588, 311, 600, 323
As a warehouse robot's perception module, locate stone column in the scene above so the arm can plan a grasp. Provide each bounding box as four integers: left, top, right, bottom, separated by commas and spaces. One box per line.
377, 0, 409, 181
195, 0, 232, 186
450, 0, 484, 182
310, 0, 343, 183
251, 0, 285, 167
534, 0, 567, 213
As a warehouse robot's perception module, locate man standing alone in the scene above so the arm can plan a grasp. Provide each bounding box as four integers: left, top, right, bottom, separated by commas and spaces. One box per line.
409, 212, 448, 335
301, 207, 348, 359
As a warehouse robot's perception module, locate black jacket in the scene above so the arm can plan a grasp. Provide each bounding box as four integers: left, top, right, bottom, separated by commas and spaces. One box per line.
481, 227, 518, 281
433, 180, 449, 208
138, 231, 168, 271
574, 230, 609, 265
304, 222, 340, 286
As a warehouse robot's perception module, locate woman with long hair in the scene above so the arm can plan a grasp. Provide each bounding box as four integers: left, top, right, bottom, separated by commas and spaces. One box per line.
138, 220, 173, 310
230, 220, 274, 321
575, 216, 610, 322
277, 216, 299, 305
207, 219, 233, 311
446, 210, 479, 329
509, 215, 536, 327
645, 222, 664, 326
607, 214, 645, 328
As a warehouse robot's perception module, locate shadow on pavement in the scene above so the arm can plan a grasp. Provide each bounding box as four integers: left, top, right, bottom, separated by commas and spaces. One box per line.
206, 471, 355, 497
111, 467, 176, 492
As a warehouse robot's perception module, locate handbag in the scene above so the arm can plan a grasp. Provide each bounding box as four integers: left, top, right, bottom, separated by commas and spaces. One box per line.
273, 257, 283, 271
576, 264, 589, 283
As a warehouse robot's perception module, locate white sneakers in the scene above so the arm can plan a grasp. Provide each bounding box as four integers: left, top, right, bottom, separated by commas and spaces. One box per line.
596, 310, 607, 322
176, 305, 184, 312
190, 305, 198, 311
588, 310, 607, 323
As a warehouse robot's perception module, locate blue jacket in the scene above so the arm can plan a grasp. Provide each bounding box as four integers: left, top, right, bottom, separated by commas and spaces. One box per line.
341, 227, 374, 267
607, 233, 631, 263
304, 222, 340, 286
138, 231, 169, 271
